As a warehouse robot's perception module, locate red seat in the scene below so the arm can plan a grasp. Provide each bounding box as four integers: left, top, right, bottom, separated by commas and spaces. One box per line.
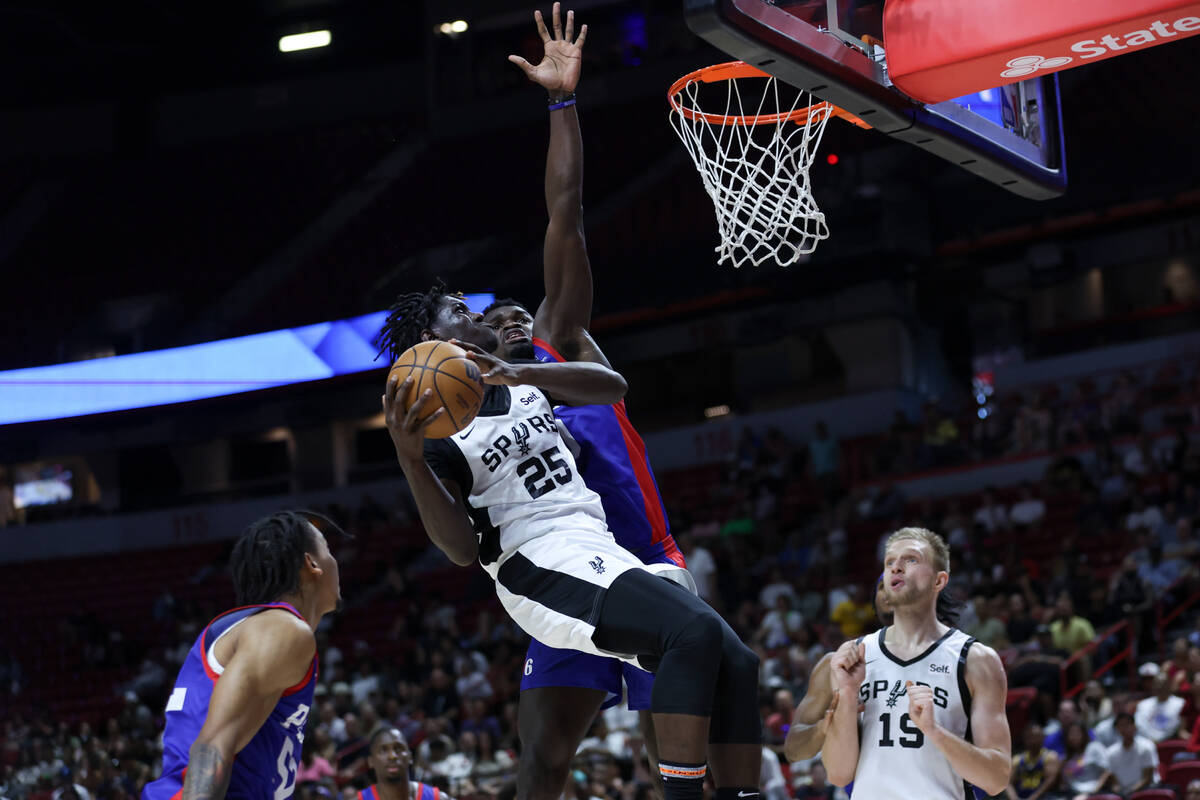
1129, 790, 1178, 800
1158, 739, 1193, 779
1165, 761, 1200, 787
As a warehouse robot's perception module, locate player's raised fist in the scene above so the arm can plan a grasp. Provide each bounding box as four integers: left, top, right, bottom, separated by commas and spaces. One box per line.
508, 2, 588, 97
905, 680, 937, 735
829, 640, 866, 693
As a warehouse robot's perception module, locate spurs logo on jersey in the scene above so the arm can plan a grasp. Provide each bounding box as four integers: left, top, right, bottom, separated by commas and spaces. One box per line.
423, 383, 612, 573
851, 626, 977, 800
480, 414, 559, 472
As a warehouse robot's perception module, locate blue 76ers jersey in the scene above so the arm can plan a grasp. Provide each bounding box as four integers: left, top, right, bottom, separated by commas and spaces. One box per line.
531, 337, 683, 567
359, 784, 440, 800
142, 603, 317, 800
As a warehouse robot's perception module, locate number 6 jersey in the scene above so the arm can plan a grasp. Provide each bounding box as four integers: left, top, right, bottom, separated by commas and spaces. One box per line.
851, 626, 977, 800
423, 382, 612, 576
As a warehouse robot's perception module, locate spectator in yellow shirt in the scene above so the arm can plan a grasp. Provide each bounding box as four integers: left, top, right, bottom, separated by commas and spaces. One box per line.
831, 583, 875, 638
1050, 591, 1096, 683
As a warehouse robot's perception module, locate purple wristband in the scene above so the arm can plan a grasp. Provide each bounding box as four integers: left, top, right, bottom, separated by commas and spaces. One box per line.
548, 96, 576, 112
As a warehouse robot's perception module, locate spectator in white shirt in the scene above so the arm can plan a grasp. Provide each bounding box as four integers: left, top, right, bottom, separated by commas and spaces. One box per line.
974, 486, 1010, 533
759, 568, 796, 609
757, 594, 805, 649
1009, 482, 1046, 528
679, 533, 717, 604
1135, 672, 1186, 742
1103, 712, 1159, 796
1126, 494, 1165, 534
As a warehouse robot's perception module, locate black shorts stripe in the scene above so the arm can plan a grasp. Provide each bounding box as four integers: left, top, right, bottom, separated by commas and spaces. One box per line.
496, 552, 606, 625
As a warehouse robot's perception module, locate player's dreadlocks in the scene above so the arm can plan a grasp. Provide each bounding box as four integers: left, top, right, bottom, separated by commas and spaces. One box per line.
481, 297, 529, 317
935, 588, 962, 626
230, 510, 347, 606
374, 280, 462, 363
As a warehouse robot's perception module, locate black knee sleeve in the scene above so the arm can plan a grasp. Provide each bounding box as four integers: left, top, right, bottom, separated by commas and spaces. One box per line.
709, 620, 763, 744
592, 569, 726, 717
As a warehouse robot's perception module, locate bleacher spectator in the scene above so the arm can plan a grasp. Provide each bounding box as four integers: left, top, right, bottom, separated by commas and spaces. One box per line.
1103, 711, 1159, 796
1139, 543, 1189, 597
1009, 721, 1059, 800
1049, 592, 1097, 657
1127, 494, 1166, 534
974, 487, 1010, 533
759, 567, 797, 609
759, 594, 805, 650
807, 420, 841, 500
1080, 681, 1114, 730
830, 583, 874, 639
1135, 672, 1186, 742
1010, 482, 1047, 529
966, 595, 1009, 649
1007, 593, 1039, 646
1058, 720, 1110, 799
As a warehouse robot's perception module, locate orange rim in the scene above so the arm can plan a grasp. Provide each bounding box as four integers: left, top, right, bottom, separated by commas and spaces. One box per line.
668, 61, 872, 129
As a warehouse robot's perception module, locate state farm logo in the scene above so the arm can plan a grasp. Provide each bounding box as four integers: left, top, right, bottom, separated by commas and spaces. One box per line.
1000, 16, 1200, 79
1001, 55, 1072, 78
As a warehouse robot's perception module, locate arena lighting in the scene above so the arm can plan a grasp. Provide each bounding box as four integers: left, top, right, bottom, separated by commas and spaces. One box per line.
279, 30, 332, 52
704, 404, 731, 419
0, 293, 495, 426
436, 20, 469, 35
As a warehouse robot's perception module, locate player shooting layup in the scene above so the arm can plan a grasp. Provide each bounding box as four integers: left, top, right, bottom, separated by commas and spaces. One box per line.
482, 5, 690, 797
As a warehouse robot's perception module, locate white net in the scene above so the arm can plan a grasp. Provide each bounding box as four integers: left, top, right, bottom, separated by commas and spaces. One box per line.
670, 71, 835, 268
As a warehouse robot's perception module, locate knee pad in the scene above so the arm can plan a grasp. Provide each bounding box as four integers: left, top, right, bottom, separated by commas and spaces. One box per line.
650, 610, 725, 716
709, 627, 763, 744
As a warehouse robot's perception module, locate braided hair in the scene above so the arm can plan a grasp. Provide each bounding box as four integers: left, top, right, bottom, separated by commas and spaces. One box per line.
230, 510, 346, 606
374, 280, 462, 364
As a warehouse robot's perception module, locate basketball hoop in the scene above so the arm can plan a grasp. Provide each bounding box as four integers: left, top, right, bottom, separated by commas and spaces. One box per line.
668, 62, 871, 268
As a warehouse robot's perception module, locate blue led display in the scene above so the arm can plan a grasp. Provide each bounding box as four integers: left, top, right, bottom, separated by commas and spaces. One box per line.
0, 293, 495, 426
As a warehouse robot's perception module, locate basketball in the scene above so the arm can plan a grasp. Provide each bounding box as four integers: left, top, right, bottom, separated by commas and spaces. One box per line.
388, 340, 486, 439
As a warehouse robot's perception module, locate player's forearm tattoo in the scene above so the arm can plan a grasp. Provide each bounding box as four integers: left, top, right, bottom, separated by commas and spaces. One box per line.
182, 742, 232, 800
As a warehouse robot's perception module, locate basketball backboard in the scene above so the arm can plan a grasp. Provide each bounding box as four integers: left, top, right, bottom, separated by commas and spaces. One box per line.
683, 0, 1068, 199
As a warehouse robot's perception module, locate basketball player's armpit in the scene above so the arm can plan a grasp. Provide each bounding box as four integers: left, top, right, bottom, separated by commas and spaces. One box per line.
181, 742, 231, 800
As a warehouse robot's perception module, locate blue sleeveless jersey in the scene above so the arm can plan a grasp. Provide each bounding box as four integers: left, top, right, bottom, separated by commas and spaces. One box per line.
359, 784, 440, 800
142, 603, 317, 800
531, 337, 683, 567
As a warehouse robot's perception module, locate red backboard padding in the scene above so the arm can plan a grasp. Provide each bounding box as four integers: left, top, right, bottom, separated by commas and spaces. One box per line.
884, 0, 1200, 103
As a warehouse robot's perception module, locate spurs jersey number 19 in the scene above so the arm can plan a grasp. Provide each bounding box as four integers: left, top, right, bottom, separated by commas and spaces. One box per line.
423, 382, 610, 575
852, 626, 977, 800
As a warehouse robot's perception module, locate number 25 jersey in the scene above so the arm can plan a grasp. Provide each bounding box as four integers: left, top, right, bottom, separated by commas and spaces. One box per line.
423, 382, 611, 576
852, 626, 977, 800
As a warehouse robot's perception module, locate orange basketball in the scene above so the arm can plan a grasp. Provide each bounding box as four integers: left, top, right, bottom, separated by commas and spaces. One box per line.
388, 340, 486, 439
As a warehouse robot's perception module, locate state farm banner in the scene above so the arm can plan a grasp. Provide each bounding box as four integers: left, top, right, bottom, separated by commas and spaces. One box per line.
884, 0, 1200, 104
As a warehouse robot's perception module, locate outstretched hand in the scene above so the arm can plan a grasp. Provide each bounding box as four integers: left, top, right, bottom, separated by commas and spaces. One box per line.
450, 339, 521, 386
508, 2, 587, 96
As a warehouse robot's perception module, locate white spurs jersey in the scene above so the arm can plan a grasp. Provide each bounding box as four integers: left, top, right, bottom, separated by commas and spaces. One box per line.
423, 382, 611, 576
851, 626, 977, 800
